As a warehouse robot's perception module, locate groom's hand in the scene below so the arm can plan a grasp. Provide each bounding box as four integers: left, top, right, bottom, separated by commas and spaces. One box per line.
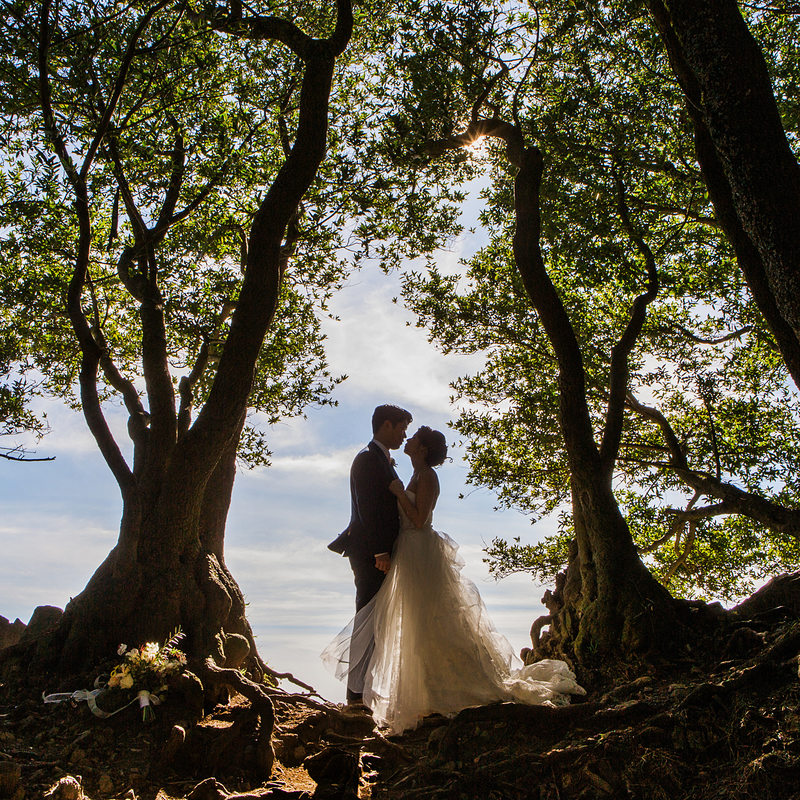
375, 553, 391, 573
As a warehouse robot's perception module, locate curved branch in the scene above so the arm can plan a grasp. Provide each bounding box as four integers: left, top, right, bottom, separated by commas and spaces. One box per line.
154, 116, 186, 231
105, 137, 149, 249
664, 501, 733, 521
209, 13, 315, 58
651, 322, 752, 345
177, 300, 237, 435
428, 117, 600, 478
599, 172, 659, 476
663, 519, 696, 582
425, 117, 525, 167
471, 66, 509, 124
639, 490, 701, 554
186, 3, 352, 472
91, 318, 150, 442
627, 391, 800, 538
39, 0, 134, 493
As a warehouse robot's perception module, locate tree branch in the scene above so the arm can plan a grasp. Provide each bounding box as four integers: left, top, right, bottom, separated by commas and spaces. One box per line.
184, 0, 353, 474
599, 172, 659, 477
627, 390, 800, 538
39, 0, 134, 494
651, 322, 752, 345
662, 519, 696, 582
639, 490, 701, 554
425, 118, 525, 167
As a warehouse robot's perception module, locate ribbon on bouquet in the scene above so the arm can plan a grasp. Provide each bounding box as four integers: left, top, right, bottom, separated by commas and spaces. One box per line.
43, 683, 161, 719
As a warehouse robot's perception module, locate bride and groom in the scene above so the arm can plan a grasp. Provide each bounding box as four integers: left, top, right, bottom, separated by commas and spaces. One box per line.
324, 404, 584, 734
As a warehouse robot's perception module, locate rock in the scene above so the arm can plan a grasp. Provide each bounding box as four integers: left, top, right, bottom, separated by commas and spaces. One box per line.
186, 777, 230, 800
20, 606, 63, 642
221, 633, 250, 669
303, 747, 360, 800
0, 615, 26, 650
328, 707, 376, 737
97, 774, 114, 795
0, 760, 21, 796
43, 776, 84, 800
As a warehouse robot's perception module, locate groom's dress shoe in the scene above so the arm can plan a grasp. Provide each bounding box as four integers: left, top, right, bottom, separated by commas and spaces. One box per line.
345, 702, 372, 714
346, 690, 363, 704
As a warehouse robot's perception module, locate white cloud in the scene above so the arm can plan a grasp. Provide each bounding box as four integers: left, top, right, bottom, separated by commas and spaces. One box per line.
321, 269, 483, 417
267, 447, 354, 479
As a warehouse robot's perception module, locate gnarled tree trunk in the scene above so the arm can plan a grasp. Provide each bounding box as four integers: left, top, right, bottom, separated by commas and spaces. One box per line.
50, 434, 254, 673
647, 0, 800, 388
22, 0, 354, 678
511, 145, 677, 664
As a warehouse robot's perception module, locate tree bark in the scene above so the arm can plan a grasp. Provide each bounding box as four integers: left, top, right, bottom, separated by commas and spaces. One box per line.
648, 0, 800, 387
510, 145, 676, 663
28, 0, 353, 676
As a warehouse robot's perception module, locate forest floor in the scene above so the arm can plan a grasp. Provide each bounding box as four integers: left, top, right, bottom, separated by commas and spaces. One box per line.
3, 609, 800, 800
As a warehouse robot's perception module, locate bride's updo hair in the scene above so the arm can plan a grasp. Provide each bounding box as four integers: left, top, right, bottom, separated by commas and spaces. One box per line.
417, 426, 448, 467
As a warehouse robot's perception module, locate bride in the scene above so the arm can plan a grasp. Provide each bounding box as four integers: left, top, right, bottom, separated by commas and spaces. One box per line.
323, 426, 584, 734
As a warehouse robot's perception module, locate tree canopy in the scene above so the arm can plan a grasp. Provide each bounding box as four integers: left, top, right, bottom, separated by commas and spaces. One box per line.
3, 0, 800, 671
317, 0, 800, 603
0, 0, 356, 468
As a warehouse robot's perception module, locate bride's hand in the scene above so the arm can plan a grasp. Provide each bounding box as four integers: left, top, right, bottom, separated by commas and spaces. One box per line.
389, 479, 405, 497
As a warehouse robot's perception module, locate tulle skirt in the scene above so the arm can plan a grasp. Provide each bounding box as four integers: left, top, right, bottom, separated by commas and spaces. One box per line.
322, 522, 584, 734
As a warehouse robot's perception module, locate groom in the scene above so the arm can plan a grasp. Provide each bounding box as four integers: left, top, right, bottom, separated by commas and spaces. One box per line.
328, 403, 412, 704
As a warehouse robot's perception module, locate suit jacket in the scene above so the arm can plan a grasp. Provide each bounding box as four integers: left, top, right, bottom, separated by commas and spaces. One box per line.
328, 442, 399, 559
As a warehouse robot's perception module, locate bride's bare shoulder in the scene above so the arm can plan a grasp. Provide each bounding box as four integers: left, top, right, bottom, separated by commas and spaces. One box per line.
418, 466, 439, 492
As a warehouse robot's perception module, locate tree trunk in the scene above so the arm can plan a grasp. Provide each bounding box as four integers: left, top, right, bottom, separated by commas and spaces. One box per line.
511, 145, 677, 664
45, 434, 259, 675
648, 0, 800, 387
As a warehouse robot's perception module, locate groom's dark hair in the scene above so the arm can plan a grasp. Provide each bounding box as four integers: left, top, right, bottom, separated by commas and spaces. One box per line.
372, 404, 412, 433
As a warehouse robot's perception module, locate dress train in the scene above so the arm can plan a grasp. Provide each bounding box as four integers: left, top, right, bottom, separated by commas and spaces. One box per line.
322, 493, 584, 734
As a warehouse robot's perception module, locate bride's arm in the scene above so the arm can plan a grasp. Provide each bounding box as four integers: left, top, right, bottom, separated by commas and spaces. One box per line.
390, 469, 439, 528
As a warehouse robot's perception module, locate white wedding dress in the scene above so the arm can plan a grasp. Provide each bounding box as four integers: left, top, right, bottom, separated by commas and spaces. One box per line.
322, 491, 585, 734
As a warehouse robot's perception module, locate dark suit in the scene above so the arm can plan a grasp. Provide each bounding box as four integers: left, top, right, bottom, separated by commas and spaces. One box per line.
330, 441, 400, 700
344, 441, 400, 609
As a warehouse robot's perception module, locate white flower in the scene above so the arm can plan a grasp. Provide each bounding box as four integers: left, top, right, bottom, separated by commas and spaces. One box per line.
117, 644, 127, 656
140, 642, 159, 661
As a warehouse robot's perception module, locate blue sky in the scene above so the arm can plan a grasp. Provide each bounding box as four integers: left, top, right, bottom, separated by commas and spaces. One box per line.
0, 255, 555, 701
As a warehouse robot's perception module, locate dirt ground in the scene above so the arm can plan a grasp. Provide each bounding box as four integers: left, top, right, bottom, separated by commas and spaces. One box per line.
3, 611, 800, 800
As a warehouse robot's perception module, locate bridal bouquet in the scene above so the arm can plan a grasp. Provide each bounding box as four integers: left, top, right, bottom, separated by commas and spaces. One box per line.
107, 629, 187, 720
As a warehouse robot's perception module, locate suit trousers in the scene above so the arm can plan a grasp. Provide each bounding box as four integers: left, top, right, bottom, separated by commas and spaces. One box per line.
347, 554, 387, 698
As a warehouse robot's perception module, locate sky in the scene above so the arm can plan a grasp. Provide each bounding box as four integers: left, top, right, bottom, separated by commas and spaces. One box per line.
0, 227, 557, 702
